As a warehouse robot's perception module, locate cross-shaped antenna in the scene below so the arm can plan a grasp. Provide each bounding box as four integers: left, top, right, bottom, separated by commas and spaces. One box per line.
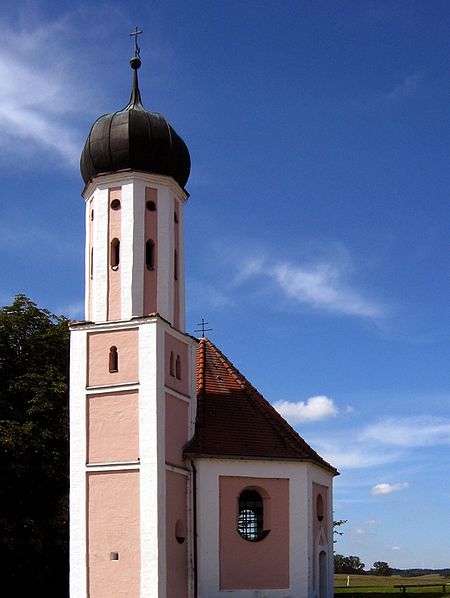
195, 318, 212, 338
130, 26, 143, 58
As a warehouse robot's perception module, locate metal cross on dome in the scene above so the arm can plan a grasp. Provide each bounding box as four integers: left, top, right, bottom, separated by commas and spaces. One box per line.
195, 318, 212, 338
130, 26, 143, 58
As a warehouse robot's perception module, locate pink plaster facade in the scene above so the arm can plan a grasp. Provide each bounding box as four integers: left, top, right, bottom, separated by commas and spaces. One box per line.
88, 391, 139, 463
165, 470, 188, 598
87, 328, 139, 387
108, 187, 122, 321
165, 332, 189, 396
165, 393, 189, 467
219, 476, 290, 591
144, 187, 158, 316
88, 471, 140, 598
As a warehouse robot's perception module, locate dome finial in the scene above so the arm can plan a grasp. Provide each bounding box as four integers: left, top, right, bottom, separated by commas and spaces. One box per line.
129, 26, 143, 106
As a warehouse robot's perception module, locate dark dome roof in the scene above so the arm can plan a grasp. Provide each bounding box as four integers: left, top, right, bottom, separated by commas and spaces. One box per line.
80, 65, 190, 189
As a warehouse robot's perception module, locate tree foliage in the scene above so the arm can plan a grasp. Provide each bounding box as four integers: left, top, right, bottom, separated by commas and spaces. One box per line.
372, 561, 392, 576
334, 554, 365, 574
0, 295, 69, 597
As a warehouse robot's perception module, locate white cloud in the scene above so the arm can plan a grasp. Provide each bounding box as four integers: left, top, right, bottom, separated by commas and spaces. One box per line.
0, 18, 86, 166
234, 253, 384, 320
385, 73, 421, 102
350, 528, 367, 536
372, 482, 410, 496
274, 395, 339, 423
362, 416, 450, 448
317, 444, 401, 470
391, 546, 402, 551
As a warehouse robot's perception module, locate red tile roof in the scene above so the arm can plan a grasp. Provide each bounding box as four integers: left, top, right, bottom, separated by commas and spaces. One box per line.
184, 338, 338, 474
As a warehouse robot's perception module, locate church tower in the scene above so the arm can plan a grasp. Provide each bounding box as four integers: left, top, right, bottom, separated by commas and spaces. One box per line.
70, 40, 197, 597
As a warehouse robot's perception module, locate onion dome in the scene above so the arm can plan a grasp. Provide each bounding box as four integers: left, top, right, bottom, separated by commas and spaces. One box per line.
80, 55, 190, 189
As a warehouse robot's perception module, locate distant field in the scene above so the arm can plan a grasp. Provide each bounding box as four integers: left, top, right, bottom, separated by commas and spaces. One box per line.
334, 573, 449, 595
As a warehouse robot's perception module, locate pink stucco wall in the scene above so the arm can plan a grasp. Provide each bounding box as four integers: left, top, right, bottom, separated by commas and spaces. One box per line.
88, 391, 139, 463
219, 476, 290, 590
166, 470, 188, 598
88, 471, 140, 598
165, 393, 189, 467
164, 332, 189, 396
87, 328, 139, 387
108, 187, 122, 321
144, 187, 157, 316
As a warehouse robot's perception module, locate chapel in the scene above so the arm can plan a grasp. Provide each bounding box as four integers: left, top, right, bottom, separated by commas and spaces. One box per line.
69, 38, 338, 598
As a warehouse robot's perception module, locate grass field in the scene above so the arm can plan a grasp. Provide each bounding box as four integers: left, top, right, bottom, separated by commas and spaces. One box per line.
334, 573, 450, 596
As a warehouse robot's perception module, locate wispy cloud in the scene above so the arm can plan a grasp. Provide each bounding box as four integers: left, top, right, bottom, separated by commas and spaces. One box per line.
274, 395, 339, 423
372, 482, 410, 496
361, 416, 450, 448
234, 252, 385, 320
0, 17, 86, 166
317, 442, 401, 470
384, 73, 422, 103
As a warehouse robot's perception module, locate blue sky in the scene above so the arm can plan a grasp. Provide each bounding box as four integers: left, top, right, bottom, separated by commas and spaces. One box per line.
0, 1, 449, 569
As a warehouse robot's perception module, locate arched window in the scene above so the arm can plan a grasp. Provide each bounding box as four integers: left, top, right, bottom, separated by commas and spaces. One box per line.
109, 346, 118, 372
146, 200, 156, 211
169, 351, 175, 377
174, 249, 178, 280
175, 355, 181, 380
110, 238, 120, 269
317, 493, 324, 522
237, 489, 267, 542
146, 240, 155, 270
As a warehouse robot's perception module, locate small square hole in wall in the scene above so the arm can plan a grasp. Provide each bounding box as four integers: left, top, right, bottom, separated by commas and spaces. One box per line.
110, 552, 119, 561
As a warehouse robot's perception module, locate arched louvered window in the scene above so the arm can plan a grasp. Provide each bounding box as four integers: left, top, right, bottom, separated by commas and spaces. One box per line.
237, 489, 268, 542
110, 238, 120, 269
175, 355, 181, 380
109, 346, 118, 373
146, 240, 155, 270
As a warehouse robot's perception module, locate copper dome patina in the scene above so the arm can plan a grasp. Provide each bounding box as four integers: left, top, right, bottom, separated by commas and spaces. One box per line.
80, 57, 190, 189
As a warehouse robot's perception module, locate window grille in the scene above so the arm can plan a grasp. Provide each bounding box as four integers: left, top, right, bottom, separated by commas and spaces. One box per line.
237, 489, 266, 542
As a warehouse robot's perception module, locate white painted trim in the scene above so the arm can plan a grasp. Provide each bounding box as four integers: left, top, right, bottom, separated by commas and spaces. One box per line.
83, 172, 188, 204
86, 382, 140, 395
84, 198, 91, 320
132, 179, 146, 317
120, 182, 134, 320
165, 463, 189, 475
86, 461, 140, 471
164, 388, 192, 404
92, 187, 109, 321
177, 198, 186, 332
69, 329, 88, 598
139, 321, 165, 597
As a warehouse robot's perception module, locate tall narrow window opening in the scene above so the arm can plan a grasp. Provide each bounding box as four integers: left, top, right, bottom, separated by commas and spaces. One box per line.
146, 240, 155, 270
174, 211, 178, 223
175, 355, 181, 380
237, 489, 268, 542
110, 238, 120, 269
109, 346, 118, 373
174, 249, 178, 280
90, 248, 94, 279
169, 351, 175, 377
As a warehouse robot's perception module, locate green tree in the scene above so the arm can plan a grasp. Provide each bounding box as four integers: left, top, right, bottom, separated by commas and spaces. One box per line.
372, 561, 392, 576
0, 295, 69, 597
334, 554, 365, 574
